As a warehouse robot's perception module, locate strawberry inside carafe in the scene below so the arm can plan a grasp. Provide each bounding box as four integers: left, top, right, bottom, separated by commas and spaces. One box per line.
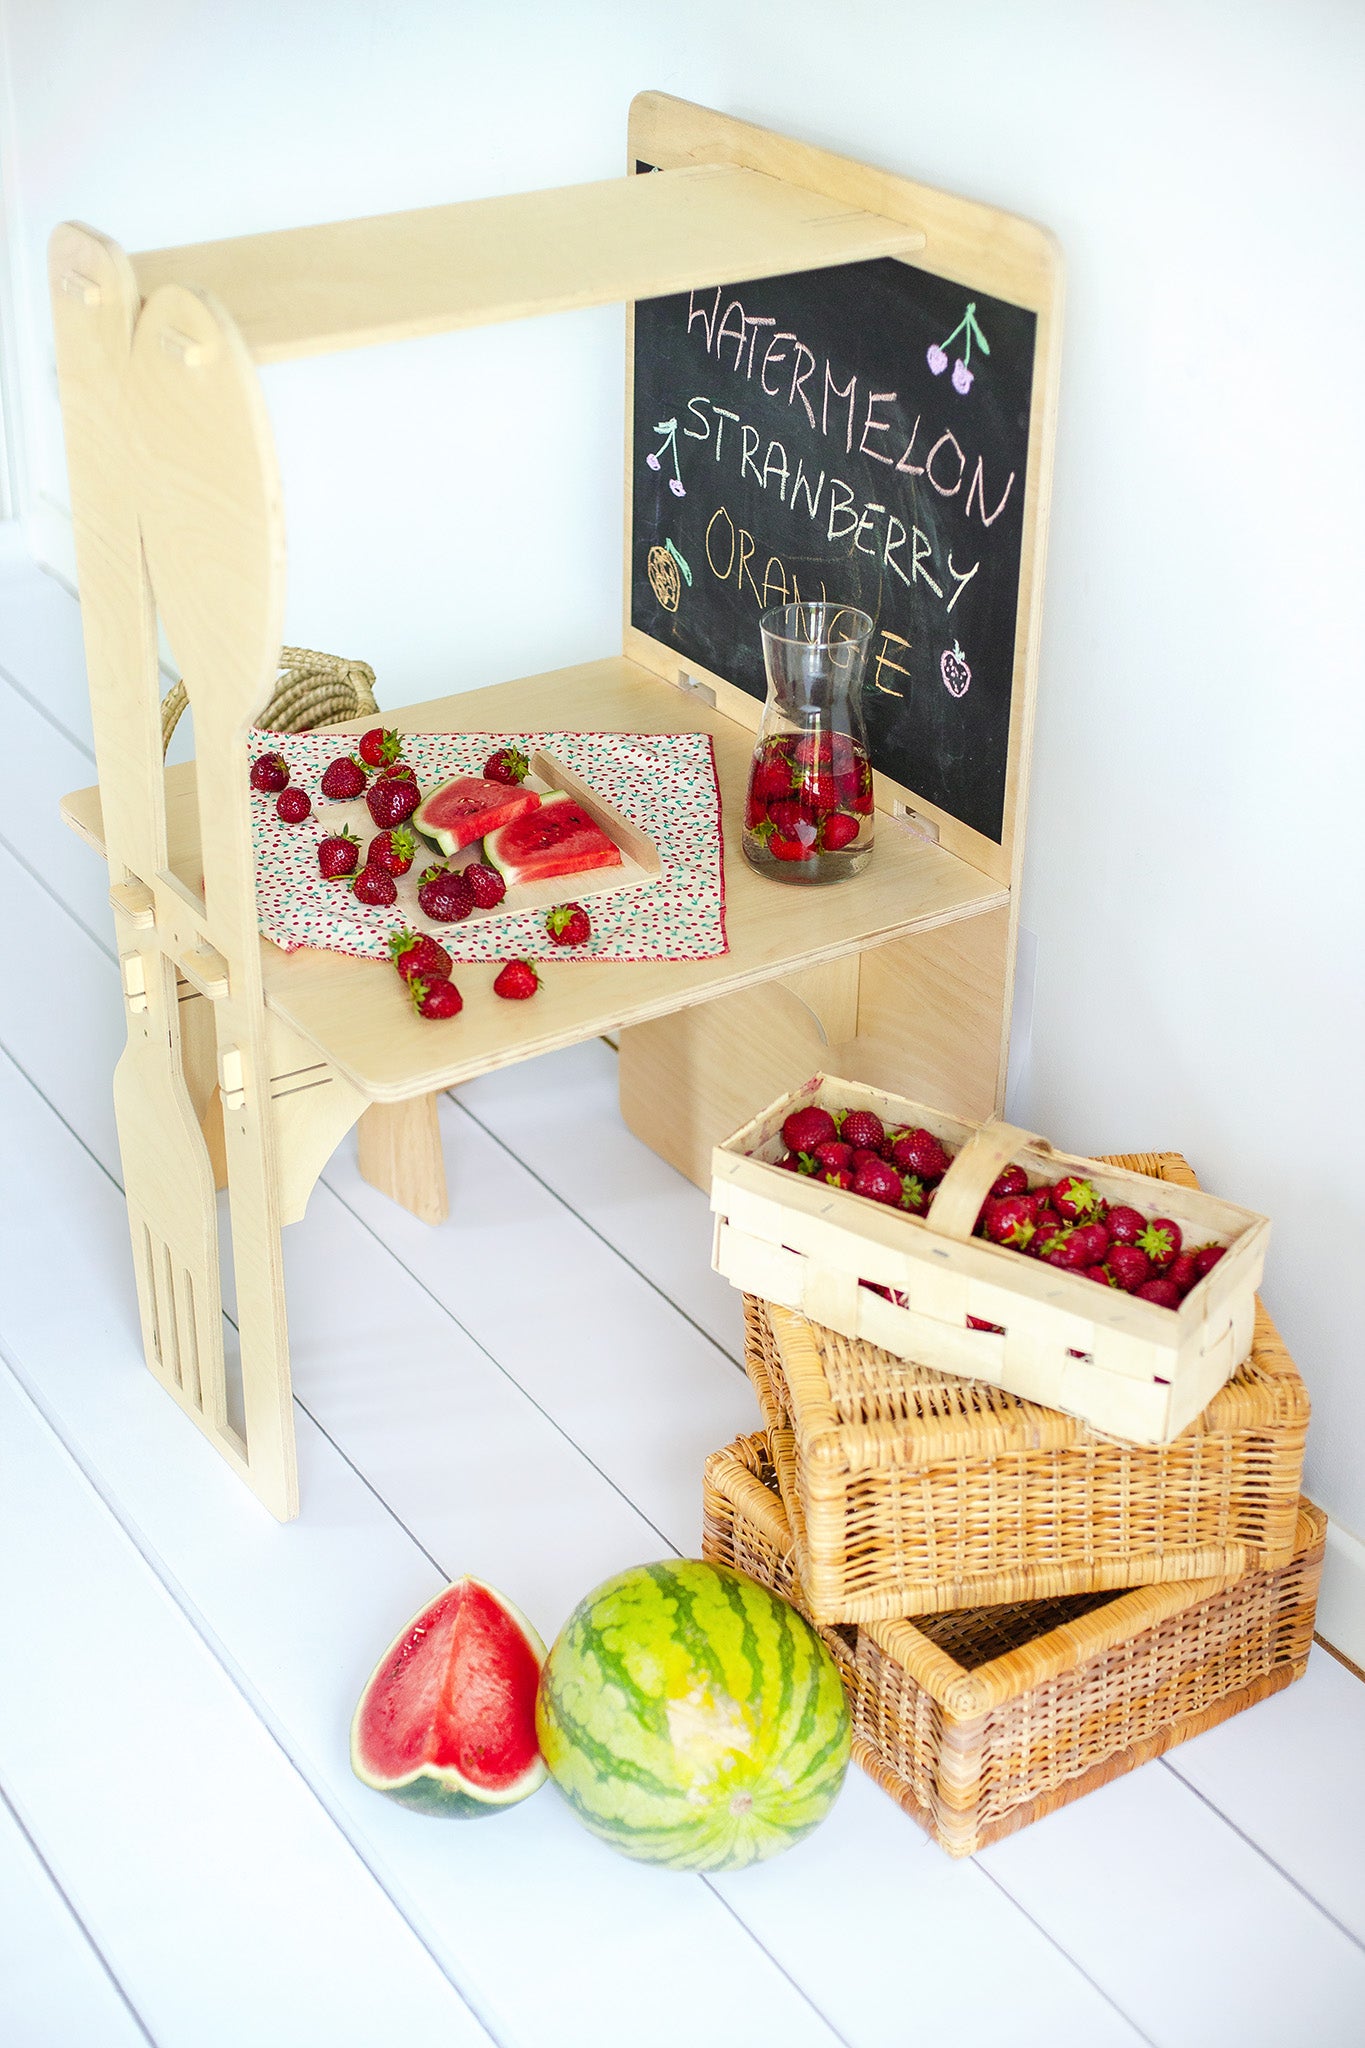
743, 601, 875, 886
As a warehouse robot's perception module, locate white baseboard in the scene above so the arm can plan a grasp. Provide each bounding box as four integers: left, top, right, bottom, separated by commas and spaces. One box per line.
1317, 1517, 1365, 1674
25, 491, 77, 588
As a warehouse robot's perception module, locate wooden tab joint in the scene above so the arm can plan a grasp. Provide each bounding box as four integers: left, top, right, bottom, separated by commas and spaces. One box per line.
60, 271, 102, 306
110, 877, 157, 927
177, 942, 230, 1001
120, 951, 149, 1013
219, 1046, 246, 1112
160, 328, 208, 368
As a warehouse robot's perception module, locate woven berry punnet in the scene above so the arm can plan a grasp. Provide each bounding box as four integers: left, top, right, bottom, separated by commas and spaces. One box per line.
702, 1431, 1325, 1858
712, 1079, 1271, 1446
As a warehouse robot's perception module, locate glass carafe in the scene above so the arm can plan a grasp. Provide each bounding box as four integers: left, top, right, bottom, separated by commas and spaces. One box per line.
742, 602, 875, 884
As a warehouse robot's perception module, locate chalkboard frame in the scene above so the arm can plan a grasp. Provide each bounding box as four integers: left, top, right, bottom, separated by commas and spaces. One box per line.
623, 95, 1063, 892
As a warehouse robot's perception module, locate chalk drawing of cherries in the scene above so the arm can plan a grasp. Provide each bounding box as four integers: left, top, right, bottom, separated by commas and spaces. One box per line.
940, 642, 971, 697
926, 302, 990, 397
646, 417, 686, 496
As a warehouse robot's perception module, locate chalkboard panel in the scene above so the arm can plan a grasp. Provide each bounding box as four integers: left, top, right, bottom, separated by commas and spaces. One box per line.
630, 253, 1037, 845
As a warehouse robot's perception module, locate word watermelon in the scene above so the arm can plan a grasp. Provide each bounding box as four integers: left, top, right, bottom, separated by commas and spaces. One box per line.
413, 776, 540, 856
485, 791, 623, 888
351, 1577, 547, 1818
536, 1560, 849, 1870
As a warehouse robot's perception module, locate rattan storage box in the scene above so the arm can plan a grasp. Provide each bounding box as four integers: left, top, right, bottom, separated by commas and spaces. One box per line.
712, 1080, 1271, 1445
744, 1277, 1309, 1625
703, 1432, 1325, 1858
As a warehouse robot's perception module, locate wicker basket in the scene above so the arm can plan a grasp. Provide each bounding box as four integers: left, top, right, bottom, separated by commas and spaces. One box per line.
740, 1160, 1308, 1626
713, 1080, 1271, 1445
160, 645, 378, 754
703, 1431, 1324, 1858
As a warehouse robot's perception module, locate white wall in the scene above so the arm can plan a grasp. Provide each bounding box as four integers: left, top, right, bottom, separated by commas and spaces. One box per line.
4, 1, 1364, 1637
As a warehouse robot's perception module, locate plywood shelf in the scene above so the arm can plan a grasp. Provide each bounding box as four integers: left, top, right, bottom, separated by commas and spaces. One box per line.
129, 165, 925, 364
63, 656, 1005, 1101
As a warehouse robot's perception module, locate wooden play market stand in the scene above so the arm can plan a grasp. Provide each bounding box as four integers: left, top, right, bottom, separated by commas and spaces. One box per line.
54, 94, 1061, 1518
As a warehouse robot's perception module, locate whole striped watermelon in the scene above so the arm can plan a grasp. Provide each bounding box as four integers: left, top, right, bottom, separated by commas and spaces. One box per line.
536, 1560, 850, 1870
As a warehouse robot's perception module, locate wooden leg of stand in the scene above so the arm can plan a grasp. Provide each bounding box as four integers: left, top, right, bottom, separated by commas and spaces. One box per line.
357, 1095, 449, 1225
618, 907, 1012, 1191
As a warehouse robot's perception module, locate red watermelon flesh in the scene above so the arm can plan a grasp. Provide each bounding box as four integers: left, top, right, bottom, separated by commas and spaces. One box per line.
350, 1576, 547, 1817
413, 776, 540, 857
485, 791, 624, 887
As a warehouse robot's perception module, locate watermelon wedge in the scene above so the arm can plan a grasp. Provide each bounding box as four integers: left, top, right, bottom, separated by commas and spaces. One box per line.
485, 791, 624, 887
413, 776, 540, 857
350, 1577, 547, 1818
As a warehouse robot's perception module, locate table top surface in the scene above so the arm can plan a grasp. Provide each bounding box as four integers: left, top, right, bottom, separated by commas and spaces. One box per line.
63, 654, 1008, 1101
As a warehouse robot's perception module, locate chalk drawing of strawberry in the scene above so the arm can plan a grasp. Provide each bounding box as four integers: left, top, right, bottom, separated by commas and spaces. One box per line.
929, 303, 990, 398
940, 642, 971, 697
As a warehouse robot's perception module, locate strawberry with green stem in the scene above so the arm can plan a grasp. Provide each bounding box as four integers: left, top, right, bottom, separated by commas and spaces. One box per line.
388, 929, 453, 984
484, 745, 529, 786
408, 975, 463, 1020
366, 826, 417, 876
358, 727, 404, 770
321, 755, 369, 801
317, 826, 361, 879
493, 959, 540, 1000
545, 903, 591, 947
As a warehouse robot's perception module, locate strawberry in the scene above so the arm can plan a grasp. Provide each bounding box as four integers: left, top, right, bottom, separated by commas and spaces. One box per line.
409, 975, 463, 1020
833, 743, 874, 814
1106, 1205, 1146, 1245
317, 827, 361, 878
1137, 1217, 1182, 1270
852, 1157, 903, 1206
484, 745, 529, 785
250, 751, 290, 792
1068, 1220, 1111, 1264
1053, 1174, 1103, 1223
366, 774, 421, 828
795, 760, 841, 813
793, 731, 833, 769
774, 1152, 805, 1171
769, 830, 816, 862
967, 1314, 1006, 1333
465, 861, 507, 909
821, 1167, 856, 1189
545, 902, 591, 947
839, 1110, 886, 1154
782, 1106, 838, 1153
388, 928, 453, 983
991, 1165, 1029, 1200
366, 826, 417, 876
379, 759, 417, 780
744, 787, 768, 831
358, 727, 403, 769
767, 799, 819, 845
352, 864, 397, 906
417, 864, 474, 922
900, 1174, 929, 1214
820, 812, 860, 851
321, 755, 368, 801
275, 787, 311, 823
889, 1127, 952, 1181
849, 1147, 884, 1174
1166, 1252, 1200, 1296
493, 959, 540, 1000
1043, 1231, 1091, 1270
1032, 1213, 1073, 1260
813, 1140, 854, 1174
1193, 1244, 1226, 1278
1084, 1264, 1116, 1286
982, 1194, 1037, 1249
1137, 1277, 1182, 1309
1106, 1244, 1151, 1293
750, 749, 795, 803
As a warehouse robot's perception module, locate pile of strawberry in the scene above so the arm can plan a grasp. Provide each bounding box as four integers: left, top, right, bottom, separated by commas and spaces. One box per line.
974, 1169, 1224, 1307
770, 1103, 952, 1214
744, 730, 872, 863
250, 731, 594, 1020
765, 1105, 1227, 1311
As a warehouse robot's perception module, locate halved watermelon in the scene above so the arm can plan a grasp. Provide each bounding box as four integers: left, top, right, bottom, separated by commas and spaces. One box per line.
485, 791, 624, 887
350, 1577, 547, 1818
413, 776, 540, 857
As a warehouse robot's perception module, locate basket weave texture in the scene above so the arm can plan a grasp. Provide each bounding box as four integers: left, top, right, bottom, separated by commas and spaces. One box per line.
160, 646, 378, 754
742, 1151, 1308, 1624
702, 1430, 1324, 1858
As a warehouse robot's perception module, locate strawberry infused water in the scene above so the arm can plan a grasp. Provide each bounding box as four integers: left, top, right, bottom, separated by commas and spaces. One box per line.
743, 602, 875, 885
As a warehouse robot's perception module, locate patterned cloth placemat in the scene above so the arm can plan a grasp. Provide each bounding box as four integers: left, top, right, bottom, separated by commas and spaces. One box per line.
251, 729, 727, 963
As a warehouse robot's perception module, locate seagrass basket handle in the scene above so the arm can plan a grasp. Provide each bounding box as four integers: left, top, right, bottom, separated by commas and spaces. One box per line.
160, 646, 379, 754
923, 1120, 1044, 1242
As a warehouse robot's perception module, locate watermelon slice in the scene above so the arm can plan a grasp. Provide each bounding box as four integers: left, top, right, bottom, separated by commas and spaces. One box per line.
350, 1577, 547, 1818
485, 791, 624, 887
412, 776, 540, 857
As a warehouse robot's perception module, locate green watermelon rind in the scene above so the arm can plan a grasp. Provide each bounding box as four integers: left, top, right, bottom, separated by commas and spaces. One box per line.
350, 1575, 549, 1819
535, 1560, 850, 1871
484, 791, 624, 888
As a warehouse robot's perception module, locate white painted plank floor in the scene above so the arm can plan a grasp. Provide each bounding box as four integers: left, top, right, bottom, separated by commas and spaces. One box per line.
2, 540, 1363, 2048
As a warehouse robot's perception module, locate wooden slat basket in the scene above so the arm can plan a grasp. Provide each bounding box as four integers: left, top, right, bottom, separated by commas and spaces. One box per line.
702, 1431, 1325, 1859
712, 1078, 1271, 1445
